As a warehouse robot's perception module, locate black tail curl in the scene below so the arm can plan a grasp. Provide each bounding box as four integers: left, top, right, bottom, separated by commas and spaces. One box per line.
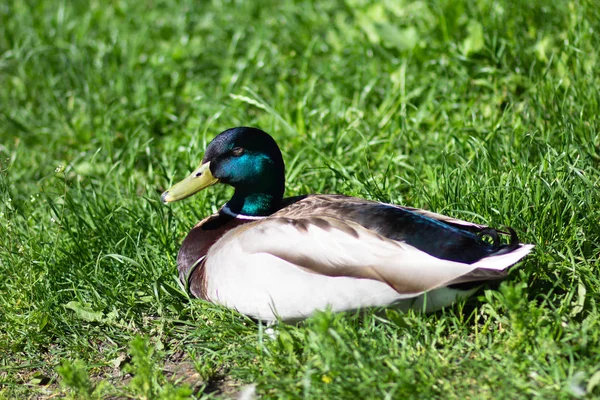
478, 228, 500, 247
478, 227, 520, 256
449, 227, 521, 291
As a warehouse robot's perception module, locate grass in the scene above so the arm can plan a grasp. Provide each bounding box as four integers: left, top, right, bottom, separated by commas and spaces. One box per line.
1, 0, 599, 398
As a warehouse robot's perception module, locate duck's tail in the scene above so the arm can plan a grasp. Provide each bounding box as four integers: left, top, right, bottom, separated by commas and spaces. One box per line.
478, 227, 520, 257
447, 231, 533, 289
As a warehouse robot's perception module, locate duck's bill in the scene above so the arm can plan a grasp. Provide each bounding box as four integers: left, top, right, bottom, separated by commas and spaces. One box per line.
161, 162, 219, 203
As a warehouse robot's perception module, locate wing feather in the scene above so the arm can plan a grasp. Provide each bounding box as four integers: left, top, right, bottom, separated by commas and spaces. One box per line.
236, 216, 513, 295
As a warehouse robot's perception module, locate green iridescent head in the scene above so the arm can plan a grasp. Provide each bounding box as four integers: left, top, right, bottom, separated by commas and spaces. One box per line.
161, 127, 285, 216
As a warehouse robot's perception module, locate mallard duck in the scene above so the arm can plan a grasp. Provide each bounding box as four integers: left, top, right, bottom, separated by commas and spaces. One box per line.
162, 127, 533, 323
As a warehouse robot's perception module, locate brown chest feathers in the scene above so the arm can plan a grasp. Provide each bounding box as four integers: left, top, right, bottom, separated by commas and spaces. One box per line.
177, 212, 251, 299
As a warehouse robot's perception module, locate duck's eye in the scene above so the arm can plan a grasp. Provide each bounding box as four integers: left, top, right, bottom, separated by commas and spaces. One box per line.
231, 147, 245, 156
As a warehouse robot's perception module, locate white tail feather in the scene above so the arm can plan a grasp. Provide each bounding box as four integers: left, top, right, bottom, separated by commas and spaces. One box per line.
471, 244, 534, 270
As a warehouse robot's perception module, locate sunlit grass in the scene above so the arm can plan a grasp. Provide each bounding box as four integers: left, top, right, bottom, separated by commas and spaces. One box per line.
1, 0, 599, 398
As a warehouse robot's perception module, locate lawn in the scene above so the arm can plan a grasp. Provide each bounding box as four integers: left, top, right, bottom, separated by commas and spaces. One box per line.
1, 0, 599, 398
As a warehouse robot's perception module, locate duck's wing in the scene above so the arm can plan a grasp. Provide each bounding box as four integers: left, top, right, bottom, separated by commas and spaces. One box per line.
398, 206, 488, 230
232, 216, 533, 295
274, 195, 524, 265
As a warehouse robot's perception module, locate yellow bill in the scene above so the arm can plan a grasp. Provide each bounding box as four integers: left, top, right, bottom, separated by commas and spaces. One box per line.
161, 162, 218, 203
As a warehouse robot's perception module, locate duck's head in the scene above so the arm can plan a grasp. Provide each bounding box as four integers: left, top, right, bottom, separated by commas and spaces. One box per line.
161, 127, 285, 216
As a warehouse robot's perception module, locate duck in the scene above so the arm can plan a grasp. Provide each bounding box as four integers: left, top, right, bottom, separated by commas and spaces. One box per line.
161, 127, 533, 323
